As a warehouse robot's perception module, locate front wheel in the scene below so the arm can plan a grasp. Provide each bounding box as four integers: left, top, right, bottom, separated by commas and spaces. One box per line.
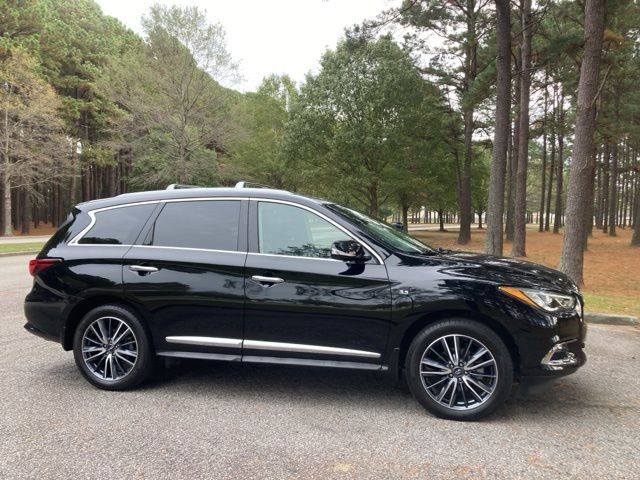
405, 319, 514, 421
72, 304, 154, 390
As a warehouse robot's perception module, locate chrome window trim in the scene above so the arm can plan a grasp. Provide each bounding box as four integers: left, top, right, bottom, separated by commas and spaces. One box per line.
67, 195, 384, 264
166, 336, 243, 348
251, 197, 384, 264
132, 245, 246, 255
68, 197, 248, 247
247, 252, 340, 262
163, 336, 381, 360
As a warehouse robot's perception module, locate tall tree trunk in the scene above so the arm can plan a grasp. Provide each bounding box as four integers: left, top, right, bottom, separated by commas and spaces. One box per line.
632, 163, 640, 246
602, 143, 610, 232
506, 54, 521, 244
69, 139, 78, 208
485, 0, 511, 256
21, 187, 29, 234
545, 102, 556, 232
438, 209, 445, 232
2, 107, 11, 236
512, 0, 532, 257
608, 143, 618, 236
458, 109, 473, 244
369, 181, 379, 218
1, 172, 10, 236
595, 151, 603, 229
402, 203, 409, 233
539, 72, 548, 233
560, 0, 606, 285
458, 1, 479, 246
553, 94, 564, 234
583, 148, 597, 249
506, 121, 517, 241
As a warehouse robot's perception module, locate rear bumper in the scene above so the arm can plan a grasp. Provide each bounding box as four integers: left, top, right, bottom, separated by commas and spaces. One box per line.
24, 322, 59, 343
24, 284, 68, 346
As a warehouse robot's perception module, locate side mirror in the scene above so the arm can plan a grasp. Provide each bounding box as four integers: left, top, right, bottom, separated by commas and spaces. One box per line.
331, 240, 371, 263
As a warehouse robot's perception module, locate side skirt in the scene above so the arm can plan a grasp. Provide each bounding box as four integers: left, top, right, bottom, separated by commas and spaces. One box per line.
156, 350, 387, 371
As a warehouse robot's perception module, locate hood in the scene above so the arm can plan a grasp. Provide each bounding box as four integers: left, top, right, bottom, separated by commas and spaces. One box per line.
435, 251, 579, 293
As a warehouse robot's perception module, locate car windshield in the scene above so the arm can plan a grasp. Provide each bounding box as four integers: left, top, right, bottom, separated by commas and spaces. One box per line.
326, 204, 436, 255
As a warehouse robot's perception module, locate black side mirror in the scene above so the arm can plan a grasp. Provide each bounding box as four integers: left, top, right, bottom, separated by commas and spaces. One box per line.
331, 240, 371, 263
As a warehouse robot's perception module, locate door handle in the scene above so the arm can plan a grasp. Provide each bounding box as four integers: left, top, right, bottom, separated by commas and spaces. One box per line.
251, 275, 284, 285
129, 265, 159, 273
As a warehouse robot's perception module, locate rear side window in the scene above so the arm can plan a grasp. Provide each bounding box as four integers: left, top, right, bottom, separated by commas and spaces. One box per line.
147, 200, 241, 251
79, 204, 155, 245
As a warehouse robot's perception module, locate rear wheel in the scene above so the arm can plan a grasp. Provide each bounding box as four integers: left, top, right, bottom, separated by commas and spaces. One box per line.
73, 304, 154, 390
405, 318, 513, 421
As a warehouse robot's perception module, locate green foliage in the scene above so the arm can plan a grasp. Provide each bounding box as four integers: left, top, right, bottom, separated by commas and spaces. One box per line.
283, 35, 451, 216
0, 49, 68, 185
101, 4, 238, 188
226, 75, 297, 188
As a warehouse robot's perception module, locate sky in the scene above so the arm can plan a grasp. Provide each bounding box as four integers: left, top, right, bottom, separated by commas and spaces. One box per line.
96, 0, 393, 92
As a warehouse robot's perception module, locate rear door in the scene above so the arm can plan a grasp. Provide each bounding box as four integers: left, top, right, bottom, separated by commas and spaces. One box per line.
123, 198, 248, 361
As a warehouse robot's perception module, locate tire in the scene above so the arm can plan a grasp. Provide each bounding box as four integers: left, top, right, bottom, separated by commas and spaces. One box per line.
405, 318, 513, 421
72, 304, 154, 390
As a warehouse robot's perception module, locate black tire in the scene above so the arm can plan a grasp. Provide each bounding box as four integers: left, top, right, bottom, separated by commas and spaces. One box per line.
72, 304, 154, 390
405, 318, 513, 421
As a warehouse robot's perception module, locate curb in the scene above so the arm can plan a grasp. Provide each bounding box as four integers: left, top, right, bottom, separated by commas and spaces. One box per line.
585, 313, 639, 326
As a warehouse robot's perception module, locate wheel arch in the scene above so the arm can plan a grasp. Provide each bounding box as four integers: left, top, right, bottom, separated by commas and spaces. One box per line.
395, 310, 520, 380
62, 295, 149, 351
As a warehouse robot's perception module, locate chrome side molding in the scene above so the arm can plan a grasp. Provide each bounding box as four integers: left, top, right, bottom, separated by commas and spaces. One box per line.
165, 336, 243, 348
243, 340, 380, 359
164, 336, 381, 359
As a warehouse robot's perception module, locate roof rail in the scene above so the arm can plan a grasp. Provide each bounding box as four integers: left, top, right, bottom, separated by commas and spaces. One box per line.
166, 184, 202, 190
234, 181, 273, 189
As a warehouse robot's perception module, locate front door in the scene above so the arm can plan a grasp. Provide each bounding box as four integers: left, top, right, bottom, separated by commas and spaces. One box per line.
123, 198, 247, 361
242, 200, 391, 369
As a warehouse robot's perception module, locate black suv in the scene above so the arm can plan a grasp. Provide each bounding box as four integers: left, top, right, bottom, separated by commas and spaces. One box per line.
24, 185, 586, 420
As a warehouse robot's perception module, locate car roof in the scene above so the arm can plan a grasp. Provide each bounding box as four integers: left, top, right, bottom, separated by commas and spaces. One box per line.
75, 187, 327, 211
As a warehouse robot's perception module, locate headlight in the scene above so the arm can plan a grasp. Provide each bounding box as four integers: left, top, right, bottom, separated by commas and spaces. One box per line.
499, 286, 577, 313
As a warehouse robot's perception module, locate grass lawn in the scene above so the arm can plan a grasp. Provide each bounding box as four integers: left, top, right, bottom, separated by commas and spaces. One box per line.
413, 227, 640, 317
0, 242, 45, 255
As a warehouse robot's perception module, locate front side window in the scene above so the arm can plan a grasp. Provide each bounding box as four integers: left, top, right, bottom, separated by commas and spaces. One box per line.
79, 204, 156, 245
258, 202, 350, 258
147, 200, 240, 251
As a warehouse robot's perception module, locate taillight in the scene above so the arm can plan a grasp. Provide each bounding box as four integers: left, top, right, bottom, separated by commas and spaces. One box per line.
28, 258, 61, 276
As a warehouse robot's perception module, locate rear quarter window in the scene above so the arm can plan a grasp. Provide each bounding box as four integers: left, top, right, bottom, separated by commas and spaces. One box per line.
78, 204, 156, 245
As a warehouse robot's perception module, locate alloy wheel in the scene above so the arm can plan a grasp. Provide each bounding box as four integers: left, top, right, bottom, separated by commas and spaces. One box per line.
81, 316, 138, 381
419, 334, 498, 410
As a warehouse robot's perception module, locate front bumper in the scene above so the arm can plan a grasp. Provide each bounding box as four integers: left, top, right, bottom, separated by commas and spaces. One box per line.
540, 339, 583, 370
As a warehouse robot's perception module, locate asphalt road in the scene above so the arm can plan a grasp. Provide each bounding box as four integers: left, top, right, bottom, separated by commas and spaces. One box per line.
1, 254, 639, 479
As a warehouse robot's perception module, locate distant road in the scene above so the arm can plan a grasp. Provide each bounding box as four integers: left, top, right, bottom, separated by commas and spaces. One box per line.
0, 235, 51, 245
0, 225, 456, 245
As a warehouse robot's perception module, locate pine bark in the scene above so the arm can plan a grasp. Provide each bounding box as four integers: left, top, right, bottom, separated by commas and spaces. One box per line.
512, 0, 532, 257
553, 94, 564, 234
539, 74, 549, 232
560, 0, 606, 285
485, 0, 511, 256
608, 143, 618, 236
